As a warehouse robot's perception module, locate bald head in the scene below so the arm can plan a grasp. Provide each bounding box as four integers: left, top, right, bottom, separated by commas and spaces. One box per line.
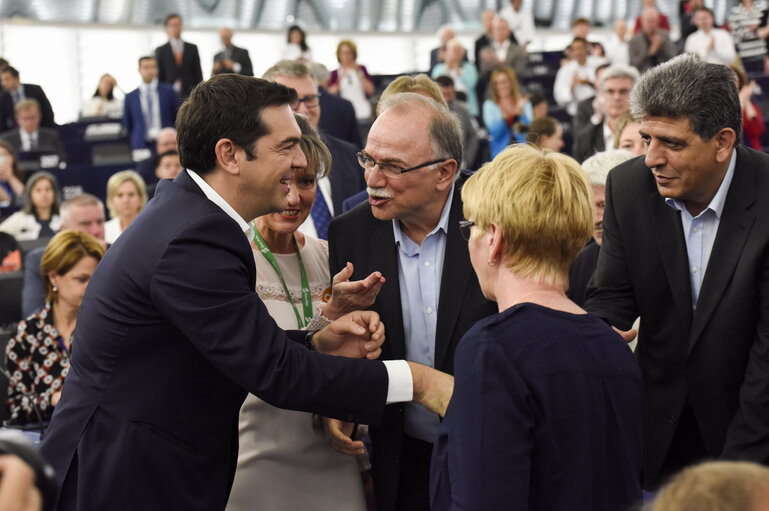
219, 27, 233, 46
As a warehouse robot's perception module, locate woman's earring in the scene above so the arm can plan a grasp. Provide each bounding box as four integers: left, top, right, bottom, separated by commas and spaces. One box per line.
487, 259, 496, 267
52, 285, 58, 293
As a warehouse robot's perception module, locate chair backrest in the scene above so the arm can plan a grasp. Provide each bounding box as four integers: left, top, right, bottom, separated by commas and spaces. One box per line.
0, 271, 23, 327
17, 237, 49, 259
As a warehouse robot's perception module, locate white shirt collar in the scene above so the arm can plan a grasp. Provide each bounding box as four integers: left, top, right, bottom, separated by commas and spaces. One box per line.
665, 148, 737, 219
186, 169, 253, 240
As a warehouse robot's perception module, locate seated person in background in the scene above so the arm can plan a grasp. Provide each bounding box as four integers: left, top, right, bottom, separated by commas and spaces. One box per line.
103, 170, 147, 245
554, 37, 598, 116
123, 56, 179, 150
629, 7, 677, 74
6, 230, 104, 425
0, 99, 66, 164
146, 149, 182, 199
435, 75, 479, 169
484, 66, 532, 159
650, 461, 769, 511
526, 116, 564, 152
529, 90, 548, 120
81, 74, 123, 119
0, 66, 55, 132
227, 113, 384, 511
731, 65, 765, 150
612, 110, 646, 156
430, 143, 643, 510
432, 39, 479, 117
21, 194, 105, 318
566, 150, 636, 306
0, 171, 61, 241
429, 25, 459, 73
0, 139, 25, 206
136, 127, 178, 184
572, 63, 609, 135
684, 6, 737, 66
0, 231, 21, 272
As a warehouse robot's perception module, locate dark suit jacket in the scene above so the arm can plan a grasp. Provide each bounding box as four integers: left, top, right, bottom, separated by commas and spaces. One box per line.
21, 246, 45, 317
328, 183, 497, 511
318, 87, 361, 147
479, 42, 528, 81
213, 45, 253, 77
39, 170, 388, 510
0, 83, 55, 132
573, 96, 595, 135
585, 146, 769, 488
122, 83, 179, 150
155, 41, 204, 99
0, 127, 66, 162
572, 121, 606, 163
323, 134, 365, 216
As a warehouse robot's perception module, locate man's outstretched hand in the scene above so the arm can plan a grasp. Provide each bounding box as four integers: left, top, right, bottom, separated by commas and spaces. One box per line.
313, 310, 384, 360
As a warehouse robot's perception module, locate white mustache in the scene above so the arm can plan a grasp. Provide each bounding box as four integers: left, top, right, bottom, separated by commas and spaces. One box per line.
367, 187, 392, 199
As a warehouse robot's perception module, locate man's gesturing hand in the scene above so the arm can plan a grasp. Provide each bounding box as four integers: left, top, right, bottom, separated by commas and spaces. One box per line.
313, 310, 384, 360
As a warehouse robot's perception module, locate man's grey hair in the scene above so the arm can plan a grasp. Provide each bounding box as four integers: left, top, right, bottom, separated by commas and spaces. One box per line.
630, 54, 742, 142
309, 62, 330, 84
262, 60, 315, 83
378, 92, 463, 167
600, 64, 640, 90
582, 150, 636, 187
60, 193, 105, 228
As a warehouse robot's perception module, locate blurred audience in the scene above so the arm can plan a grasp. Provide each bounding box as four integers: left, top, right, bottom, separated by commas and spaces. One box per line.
328, 40, 375, 121
155, 13, 203, 100
732, 65, 765, 150
629, 7, 677, 73
282, 25, 313, 63
478, 17, 527, 86
473, 10, 497, 72
607, 19, 631, 65
104, 170, 147, 244
435, 75, 479, 168
0, 139, 24, 206
498, 0, 535, 50
573, 62, 610, 134
484, 66, 532, 158
312, 62, 361, 147
21, 194, 105, 317
81, 74, 123, 118
684, 6, 737, 65
680, 0, 704, 42
729, 0, 769, 73
0, 67, 54, 132
429, 25, 462, 73
529, 90, 548, 119
613, 110, 646, 156
432, 39, 479, 116
6, 230, 104, 425
0, 231, 20, 272
123, 56, 179, 150
554, 37, 597, 116
0, 99, 66, 165
527, 116, 564, 152
0, 171, 61, 241
633, 0, 672, 33
567, 149, 635, 306
147, 149, 182, 199
212, 27, 253, 76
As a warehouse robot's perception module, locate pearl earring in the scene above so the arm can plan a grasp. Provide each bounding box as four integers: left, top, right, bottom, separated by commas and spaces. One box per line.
52, 285, 58, 293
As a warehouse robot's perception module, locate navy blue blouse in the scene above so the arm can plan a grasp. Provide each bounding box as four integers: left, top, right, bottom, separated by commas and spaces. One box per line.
431, 303, 644, 511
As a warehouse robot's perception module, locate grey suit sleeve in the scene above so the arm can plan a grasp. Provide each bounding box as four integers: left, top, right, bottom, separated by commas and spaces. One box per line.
584, 171, 639, 330
21, 248, 45, 318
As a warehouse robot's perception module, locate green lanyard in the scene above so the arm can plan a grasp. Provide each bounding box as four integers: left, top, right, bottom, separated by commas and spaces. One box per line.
252, 223, 313, 328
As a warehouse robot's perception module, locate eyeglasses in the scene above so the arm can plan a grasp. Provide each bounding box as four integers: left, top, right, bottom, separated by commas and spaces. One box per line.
356, 152, 448, 179
289, 93, 320, 110
458, 220, 475, 241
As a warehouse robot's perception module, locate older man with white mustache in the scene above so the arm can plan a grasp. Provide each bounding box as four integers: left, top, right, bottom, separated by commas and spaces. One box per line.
327, 92, 498, 511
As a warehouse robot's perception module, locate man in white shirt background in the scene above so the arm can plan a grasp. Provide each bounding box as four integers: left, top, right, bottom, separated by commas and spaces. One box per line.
685, 6, 737, 66
498, 0, 536, 51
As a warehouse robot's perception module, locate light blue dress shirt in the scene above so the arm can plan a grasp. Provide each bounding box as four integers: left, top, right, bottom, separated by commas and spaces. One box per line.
664, 150, 736, 307
392, 184, 455, 443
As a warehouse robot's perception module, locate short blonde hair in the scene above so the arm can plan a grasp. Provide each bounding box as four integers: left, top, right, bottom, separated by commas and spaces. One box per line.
649, 461, 769, 511
41, 230, 105, 303
613, 110, 638, 149
462, 144, 592, 289
376, 74, 446, 116
106, 170, 147, 219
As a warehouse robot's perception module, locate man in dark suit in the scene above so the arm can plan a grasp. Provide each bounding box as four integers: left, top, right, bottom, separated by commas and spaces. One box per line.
39, 74, 453, 510
0, 99, 65, 163
311, 62, 362, 147
212, 27, 253, 76
0, 66, 55, 132
155, 13, 203, 100
585, 54, 769, 490
473, 10, 496, 72
327, 93, 497, 511
123, 56, 179, 150
263, 60, 366, 240
572, 63, 638, 163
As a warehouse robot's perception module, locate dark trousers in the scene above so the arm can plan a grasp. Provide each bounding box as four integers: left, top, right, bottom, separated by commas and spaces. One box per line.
395, 434, 433, 511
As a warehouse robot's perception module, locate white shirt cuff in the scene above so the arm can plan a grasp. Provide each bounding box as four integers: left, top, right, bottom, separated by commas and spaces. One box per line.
383, 360, 413, 404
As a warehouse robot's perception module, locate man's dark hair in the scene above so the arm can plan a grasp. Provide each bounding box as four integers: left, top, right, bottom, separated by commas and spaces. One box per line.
0, 59, 10, 71
2, 66, 19, 79
434, 75, 455, 89
529, 90, 546, 107
176, 74, 297, 175
155, 149, 180, 169
631, 54, 742, 143
693, 6, 714, 18
164, 13, 181, 26
571, 37, 589, 49
138, 56, 156, 66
